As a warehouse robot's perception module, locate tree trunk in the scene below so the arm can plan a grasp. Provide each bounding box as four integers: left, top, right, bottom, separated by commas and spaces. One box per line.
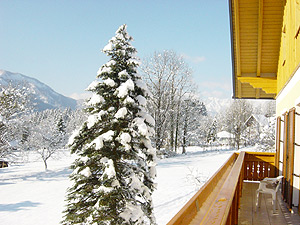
182, 115, 188, 154
170, 112, 174, 151
43, 159, 48, 171
174, 100, 181, 153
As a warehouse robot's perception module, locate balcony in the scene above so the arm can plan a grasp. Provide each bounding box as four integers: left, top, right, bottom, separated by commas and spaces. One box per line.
167, 151, 300, 225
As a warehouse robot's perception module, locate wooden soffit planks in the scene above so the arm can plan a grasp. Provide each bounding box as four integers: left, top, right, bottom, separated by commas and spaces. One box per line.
230, 0, 284, 99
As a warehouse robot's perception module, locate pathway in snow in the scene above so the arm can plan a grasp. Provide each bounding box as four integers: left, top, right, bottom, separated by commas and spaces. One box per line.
0, 147, 235, 225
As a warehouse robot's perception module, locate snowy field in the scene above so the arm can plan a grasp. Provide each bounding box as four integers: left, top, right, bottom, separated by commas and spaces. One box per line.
0, 147, 236, 225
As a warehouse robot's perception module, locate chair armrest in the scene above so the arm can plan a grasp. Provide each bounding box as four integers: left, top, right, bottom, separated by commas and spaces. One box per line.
263, 178, 277, 182
258, 180, 277, 191
260, 180, 270, 184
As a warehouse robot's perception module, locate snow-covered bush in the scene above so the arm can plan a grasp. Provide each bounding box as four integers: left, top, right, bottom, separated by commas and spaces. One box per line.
185, 167, 209, 190
62, 25, 157, 224
156, 148, 177, 159
257, 117, 276, 152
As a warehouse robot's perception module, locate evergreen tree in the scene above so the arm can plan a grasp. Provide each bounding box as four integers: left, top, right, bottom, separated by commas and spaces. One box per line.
62, 25, 157, 225
57, 117, 67, 135
207, 119, 217, 144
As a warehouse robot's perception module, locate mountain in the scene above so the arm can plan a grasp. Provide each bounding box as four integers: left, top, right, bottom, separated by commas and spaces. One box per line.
202, 97, 232, 115
0, 70, 77, 111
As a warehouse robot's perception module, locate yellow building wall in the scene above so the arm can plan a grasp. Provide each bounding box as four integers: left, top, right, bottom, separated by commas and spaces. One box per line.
276, 1, 300, 208
276, 66, 300, 115
276, 0, 300, 116
277, 0, 300, 93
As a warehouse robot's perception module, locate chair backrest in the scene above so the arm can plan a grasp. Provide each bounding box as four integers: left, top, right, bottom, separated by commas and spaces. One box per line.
275, 175, 284, 192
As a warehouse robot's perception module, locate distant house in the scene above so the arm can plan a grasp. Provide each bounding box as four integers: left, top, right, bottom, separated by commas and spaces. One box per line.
244, 114, 268, 140
216, 131, 234, 146
243, 114, 273, 146
244, 114, 269, 129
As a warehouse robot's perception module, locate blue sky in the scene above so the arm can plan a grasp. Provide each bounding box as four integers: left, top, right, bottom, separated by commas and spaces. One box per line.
0, 0, 232, 100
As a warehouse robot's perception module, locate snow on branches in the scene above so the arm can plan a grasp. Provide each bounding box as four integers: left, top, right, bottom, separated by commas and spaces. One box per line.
63, 25, 157, 225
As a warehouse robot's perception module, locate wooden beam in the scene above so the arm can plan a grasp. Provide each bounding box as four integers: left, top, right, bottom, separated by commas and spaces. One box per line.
237, 80, 242, 98
287, 108, 296, 210
234, 0, 241, 77
255, 88, 260, 99
275, 116, 281, 177
282, 112, 288, 201
241, 72, 277, 78
257, 0, 263, 77
237, 77, 277, 94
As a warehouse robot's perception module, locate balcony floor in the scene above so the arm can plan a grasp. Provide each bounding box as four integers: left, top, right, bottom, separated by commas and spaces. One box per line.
239, 181, 300, 225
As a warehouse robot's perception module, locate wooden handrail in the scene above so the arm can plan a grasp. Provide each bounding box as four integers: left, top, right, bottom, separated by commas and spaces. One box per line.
199, 151, 245, 224
167, 151, 275, 225
167, 152, 240, 225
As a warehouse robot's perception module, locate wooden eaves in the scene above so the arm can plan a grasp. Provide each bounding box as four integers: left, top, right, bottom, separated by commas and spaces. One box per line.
229, 0, 284, 99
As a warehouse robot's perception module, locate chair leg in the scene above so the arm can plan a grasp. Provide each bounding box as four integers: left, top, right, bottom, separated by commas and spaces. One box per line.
256, 191, 261, 210
272, 193, 277, 212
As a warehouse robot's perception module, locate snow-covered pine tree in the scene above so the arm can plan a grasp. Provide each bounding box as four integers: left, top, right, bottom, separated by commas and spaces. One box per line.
206, 119, 217, 144
62, 25, 157, 225
57, 117, 66, 135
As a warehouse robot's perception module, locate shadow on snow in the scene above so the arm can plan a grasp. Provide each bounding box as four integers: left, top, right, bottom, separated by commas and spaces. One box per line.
0, 201, 41, 212
0, 167, 72, 184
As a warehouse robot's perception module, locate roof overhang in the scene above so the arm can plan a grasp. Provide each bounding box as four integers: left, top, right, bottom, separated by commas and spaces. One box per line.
229, 0, 284, 99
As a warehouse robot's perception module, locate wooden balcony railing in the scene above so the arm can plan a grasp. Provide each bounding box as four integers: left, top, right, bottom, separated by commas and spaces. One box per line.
167, 151, 275, 225
243, 152, 275, 181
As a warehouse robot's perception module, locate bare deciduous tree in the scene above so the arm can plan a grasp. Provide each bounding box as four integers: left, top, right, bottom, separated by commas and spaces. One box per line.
23, 109, 69, 170
180, 98, 207, 154
0, 83, 32, 159
141, 50, 196, 152
223, 99, 253, 150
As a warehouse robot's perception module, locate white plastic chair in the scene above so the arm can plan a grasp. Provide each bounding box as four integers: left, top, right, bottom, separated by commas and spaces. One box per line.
256, 175, 284, 212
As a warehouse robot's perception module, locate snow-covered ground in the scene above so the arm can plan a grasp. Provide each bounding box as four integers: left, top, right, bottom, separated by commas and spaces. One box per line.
0, 147, 236, 225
